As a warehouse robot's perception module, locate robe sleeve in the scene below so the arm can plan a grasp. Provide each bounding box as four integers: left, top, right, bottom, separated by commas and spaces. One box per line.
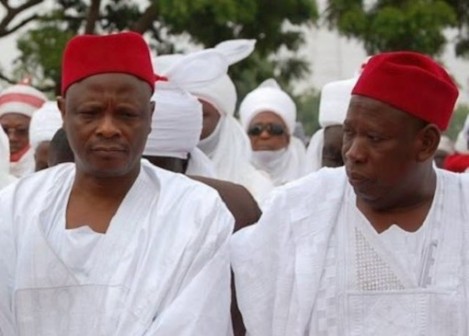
144, 191, 234, 336
0, 186, 18, 336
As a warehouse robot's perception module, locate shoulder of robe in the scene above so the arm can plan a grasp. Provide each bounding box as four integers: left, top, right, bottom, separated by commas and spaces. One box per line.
0, 163, 74, 212
263, 167, 347, 214
189, 175, 262, 232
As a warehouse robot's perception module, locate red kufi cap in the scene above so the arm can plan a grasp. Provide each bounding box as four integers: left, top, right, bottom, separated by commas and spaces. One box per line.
61, 32, 155, 95
352, 51, 458, 131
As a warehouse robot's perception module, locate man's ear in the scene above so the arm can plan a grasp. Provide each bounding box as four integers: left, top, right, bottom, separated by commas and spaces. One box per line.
416, 124, 440, 162
57, 96, 66, 122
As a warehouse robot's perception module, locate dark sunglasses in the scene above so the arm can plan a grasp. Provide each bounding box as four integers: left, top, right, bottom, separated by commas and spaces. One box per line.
248, 123, 286, 136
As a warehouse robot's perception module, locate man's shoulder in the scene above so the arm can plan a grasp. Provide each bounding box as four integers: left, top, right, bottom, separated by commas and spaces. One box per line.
141, 160, 222, 201
268, 167, 347, 207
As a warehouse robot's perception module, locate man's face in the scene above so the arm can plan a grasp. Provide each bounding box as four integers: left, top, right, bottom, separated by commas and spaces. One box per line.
34, 141, 50, 171
59, 73, 153, 178
342, 96, 426, 205
247, 111, 289, 151
199, 99, 221, 140
322, 125, 344, 168
0, 113, 31, 154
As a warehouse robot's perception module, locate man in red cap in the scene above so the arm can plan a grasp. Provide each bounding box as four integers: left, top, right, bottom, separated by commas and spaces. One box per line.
0, 32, 234, 335
231, 51, 469, 335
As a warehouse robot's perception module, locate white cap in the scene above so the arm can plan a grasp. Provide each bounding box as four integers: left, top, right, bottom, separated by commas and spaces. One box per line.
319, 77, 357, 128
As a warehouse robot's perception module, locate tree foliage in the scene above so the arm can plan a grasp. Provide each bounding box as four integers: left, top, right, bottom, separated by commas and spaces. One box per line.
9, 0, 318, 96
325, 0, 457, 56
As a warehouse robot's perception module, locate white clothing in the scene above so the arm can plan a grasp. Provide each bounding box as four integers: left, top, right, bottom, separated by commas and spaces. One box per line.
144, 50, 227, 179
186, 147, 217, 178
9, 146, 34, 178
0, 127, 16, 189
304, 128, 324, 172
198, 114, 274, 203
231, 167, 469, 336
252, 137, 307, 186
305, 77, 357, 173
0, 160, 234, 335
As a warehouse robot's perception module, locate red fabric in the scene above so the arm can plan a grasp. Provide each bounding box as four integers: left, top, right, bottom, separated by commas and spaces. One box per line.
61, 32, 156, 95
0, 93, 45, 108
443, 153, 469, 173
352, 51, 458, 131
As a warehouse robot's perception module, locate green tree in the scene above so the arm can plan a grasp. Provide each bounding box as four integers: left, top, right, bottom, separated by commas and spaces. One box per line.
446, 104, 469, 140
12, 0, 318, 96
325, 0, 457, 56
444, 0, 469, 58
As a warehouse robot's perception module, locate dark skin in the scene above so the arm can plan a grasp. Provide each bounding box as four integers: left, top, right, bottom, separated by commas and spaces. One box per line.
34, 141, 50, 171
343, 96, 440, 234
322, 125, 344, 168
57, 73, 154, 234
0, 113, 31, 154
248, 111, 290, 151
199, 99, 221, 140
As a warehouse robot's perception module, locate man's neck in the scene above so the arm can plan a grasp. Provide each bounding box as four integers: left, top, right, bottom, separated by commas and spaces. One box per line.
357, 167, 437, 233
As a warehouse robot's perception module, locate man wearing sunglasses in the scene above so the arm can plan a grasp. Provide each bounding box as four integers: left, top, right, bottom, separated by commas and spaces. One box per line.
240, 79, 307, 186
232, 51, 469, 335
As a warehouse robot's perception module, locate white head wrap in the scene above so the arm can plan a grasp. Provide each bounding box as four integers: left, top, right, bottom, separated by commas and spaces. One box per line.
454, 114, 469, 154
188, 40, 274, 202
239, 79, 305, 185
305, 77, 357, 172
0, 84, 47, 118
29, 101, 63, 150
189, 39, 256, 117
239, 78, 297, 134
144, 49, 228, 178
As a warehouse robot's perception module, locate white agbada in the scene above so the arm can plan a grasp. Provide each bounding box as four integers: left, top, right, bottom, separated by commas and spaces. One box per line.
0, 160, 234, 335
305, 77, 357, 172
231, 167, 469, 336
144, 50, 228, 178
239, 79, 307, 186
0, 127, 16, 189
189, 40, 274, 203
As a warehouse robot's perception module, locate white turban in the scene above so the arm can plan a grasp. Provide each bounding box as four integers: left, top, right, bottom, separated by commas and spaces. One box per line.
0, 84, 47, 118
305, 77, 357, 173
454, 114, 469, 154
189, 39, 256, 116
318, 77, 357, 127
239, 79, 297, 134
143, 49, 228, 160
29, 101, 63, 150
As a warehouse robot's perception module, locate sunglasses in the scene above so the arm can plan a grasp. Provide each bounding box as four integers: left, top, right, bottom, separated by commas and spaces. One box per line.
248, 123, 286, 137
